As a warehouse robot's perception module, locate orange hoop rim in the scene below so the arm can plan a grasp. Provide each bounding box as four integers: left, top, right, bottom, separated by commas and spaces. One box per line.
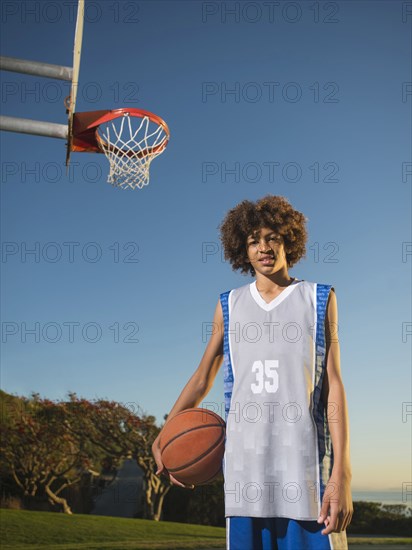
71, 108, 170, 158
96, 107, 170, 137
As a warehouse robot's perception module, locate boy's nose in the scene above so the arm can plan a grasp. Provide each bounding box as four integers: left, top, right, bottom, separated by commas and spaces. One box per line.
257, 242, 271, 252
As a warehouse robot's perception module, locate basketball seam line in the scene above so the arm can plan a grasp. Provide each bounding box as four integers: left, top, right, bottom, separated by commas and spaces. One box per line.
166, 430, 225, 473
161, 423, 224, 454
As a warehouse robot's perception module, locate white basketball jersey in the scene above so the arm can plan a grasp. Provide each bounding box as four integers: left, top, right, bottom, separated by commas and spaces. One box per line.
220, 279, 334, 520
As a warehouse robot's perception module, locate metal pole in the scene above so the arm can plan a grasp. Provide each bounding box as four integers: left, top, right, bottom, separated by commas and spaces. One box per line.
0, 56, 73, 82
0, 116, 68, 140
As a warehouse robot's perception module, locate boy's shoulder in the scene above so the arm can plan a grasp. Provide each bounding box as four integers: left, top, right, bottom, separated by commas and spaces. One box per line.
220, 279, 326, 293
219, 280, 334, 301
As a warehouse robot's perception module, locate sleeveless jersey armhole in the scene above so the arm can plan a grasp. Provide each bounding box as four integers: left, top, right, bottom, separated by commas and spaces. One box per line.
313, 283, 335, 506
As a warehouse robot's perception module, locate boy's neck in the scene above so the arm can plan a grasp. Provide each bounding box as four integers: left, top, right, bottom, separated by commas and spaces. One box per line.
255, 273, 297, 293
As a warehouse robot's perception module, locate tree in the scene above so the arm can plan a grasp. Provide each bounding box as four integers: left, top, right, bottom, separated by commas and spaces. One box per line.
62, 393, 172, 520
1, 391, 178, 520
135, 414, 171, 521
0, 393, 89, 514
348, 501, 412, 536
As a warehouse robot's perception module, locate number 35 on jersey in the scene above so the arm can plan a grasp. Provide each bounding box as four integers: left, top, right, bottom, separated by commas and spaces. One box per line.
251, 359, 279, 394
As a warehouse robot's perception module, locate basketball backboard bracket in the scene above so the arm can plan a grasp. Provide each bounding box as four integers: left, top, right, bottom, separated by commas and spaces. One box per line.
0, 0, 85, 160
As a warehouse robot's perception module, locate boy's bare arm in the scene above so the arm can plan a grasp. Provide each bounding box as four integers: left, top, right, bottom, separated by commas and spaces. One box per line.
322, 289, 351, 474
318, 289, 353, 534
163, 298, 224, 420
151, 299, 224, 486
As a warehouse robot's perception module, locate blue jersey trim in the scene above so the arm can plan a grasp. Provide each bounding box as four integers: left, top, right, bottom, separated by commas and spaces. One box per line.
313, 283, 334, 503
220, 290, 233, 423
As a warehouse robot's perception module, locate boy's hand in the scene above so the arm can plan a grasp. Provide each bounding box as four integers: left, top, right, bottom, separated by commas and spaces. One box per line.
317, 472, 353, 535
151, 438, 195, 490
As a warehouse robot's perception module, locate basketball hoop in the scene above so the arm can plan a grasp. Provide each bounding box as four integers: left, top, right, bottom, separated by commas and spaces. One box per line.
71, 108, 170, 190
0, 2, 170, 191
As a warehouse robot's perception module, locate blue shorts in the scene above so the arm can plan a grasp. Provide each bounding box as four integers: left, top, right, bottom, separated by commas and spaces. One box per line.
226, 516, 348, 550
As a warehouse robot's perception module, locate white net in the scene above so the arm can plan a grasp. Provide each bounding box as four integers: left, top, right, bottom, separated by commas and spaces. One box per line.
96, 112, 169, 190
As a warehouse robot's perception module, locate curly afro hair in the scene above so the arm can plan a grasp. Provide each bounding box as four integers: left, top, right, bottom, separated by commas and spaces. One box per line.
218, 195, 308, 277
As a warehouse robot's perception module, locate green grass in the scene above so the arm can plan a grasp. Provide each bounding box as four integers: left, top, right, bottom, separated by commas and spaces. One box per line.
347, 537, 412, 546
0, 509, 226, 549
1, 509, 411, 549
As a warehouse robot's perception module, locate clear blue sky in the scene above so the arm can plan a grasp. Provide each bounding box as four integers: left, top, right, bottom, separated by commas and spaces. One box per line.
1, 1, 411, 492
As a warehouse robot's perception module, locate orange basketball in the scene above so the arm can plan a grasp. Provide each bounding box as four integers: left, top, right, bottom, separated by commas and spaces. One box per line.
159, 408, 226, 486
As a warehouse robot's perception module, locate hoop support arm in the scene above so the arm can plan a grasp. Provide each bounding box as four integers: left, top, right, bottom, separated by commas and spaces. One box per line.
0, 56, 73, 82
0, 115, 68, 140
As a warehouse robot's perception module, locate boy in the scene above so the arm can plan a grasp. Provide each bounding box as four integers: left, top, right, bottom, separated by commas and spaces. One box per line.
152, 195, 353, 549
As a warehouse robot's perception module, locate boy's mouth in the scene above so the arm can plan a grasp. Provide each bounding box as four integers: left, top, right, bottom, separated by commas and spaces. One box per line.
259, 256, 274, 264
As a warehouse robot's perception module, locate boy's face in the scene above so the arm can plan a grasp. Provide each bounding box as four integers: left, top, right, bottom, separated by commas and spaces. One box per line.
245, 226, 288, 275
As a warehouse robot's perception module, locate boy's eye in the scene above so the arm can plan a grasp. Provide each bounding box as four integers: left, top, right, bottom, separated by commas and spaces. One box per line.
249, 236, 280, 244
